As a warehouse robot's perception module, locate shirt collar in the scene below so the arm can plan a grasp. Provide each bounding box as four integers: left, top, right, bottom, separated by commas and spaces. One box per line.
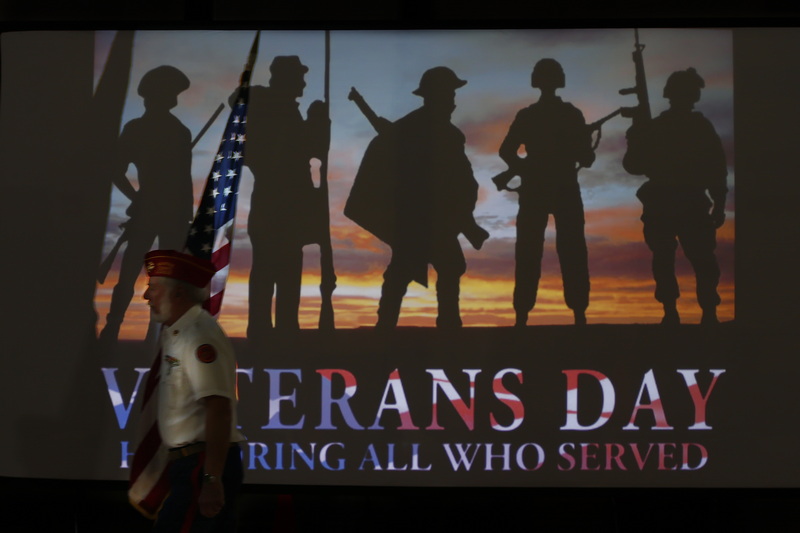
163, 304, 203, 338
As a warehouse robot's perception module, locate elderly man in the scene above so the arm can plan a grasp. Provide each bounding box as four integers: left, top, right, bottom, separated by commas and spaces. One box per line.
143, 250, 244, 532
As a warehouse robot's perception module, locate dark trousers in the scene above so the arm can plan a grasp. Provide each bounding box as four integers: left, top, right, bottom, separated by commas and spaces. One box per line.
154, 446, 243, 533
642, 208, 721, 309
377, 238, 466, 328
514, 188, 590, 314
248, 238, 304, 334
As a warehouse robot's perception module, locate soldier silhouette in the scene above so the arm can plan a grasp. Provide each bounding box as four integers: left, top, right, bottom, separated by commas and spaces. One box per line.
348, 66, 488, 330
499, 59, 595, 326
623, 68, 727, 325
240, 56, 329, 337
98, 66, 194, 344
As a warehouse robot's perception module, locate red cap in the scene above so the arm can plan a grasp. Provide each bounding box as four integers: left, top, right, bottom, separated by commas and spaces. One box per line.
143, 250, 215, 288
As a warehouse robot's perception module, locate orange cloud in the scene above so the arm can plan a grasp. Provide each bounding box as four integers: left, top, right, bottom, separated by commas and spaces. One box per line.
585, 205, 646, 243
105, 265, 734, 339
460, 98, 526, 157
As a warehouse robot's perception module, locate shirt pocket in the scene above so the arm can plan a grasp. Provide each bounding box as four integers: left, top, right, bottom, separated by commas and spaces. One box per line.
161, 356, 188, 411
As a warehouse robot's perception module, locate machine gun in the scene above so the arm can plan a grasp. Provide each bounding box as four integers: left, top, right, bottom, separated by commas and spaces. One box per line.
348, 86, 489, 250
619, 28, 654, 176
491, 107, 622, 192
619, 28, 651, 126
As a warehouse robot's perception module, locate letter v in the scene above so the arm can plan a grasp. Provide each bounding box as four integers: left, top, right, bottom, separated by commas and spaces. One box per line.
101, 368, 150, 430
630, 443, 656, 470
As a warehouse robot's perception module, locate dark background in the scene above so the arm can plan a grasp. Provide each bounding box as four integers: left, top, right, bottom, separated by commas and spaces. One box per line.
1, 1, 799, 531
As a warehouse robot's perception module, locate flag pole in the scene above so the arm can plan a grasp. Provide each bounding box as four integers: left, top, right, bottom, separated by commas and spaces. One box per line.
318, 29, 337, 331
184, 30, 260, 316
240, 30, 260, 87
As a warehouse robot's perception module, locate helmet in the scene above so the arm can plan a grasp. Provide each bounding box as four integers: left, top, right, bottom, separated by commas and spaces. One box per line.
663, 68, 704, 103
412, 66, 467, 97
531, 58, 565, 89
137, 65, 190, 99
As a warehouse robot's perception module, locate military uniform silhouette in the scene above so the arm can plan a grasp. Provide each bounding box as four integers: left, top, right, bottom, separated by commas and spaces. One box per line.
242, 56, 328, 336
99, 66, 193, 343
499, 59, 595, 326
351, 67, 486, 329
623, 68, 727, 325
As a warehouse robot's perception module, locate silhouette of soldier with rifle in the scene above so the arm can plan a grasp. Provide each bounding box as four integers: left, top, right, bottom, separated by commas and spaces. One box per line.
346, 67, 488, 330
98, 66, 194, 345
623, 68, 728, 325
239, 56, 329, 337
498, 59, 595, 326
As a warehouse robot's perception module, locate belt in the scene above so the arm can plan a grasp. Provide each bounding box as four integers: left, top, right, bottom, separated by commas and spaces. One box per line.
167, 442, 240, 461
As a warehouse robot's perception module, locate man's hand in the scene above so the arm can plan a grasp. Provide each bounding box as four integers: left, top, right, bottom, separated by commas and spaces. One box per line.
307, 100, 331, 155
307, 99, 328, 121
198, 478, 225, 518
201, 395, 231, 518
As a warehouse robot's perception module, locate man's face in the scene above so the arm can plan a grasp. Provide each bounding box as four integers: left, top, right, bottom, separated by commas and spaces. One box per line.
272, 72, 306, 99
287, 73, 306, 98
424, 89, 456, 117
143, 92, 178, 112
143, 277, 174, 324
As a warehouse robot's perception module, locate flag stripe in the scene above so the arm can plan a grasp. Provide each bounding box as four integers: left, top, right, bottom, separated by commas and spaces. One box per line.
206, 290, 225, 317
212, 220, 235, 260
211, 241, 232, 271
138, 465, 170, 517
139, 348, 161, 407
180, 454, 206, 533
130, 423, 162, 481
210, 263, 231, 297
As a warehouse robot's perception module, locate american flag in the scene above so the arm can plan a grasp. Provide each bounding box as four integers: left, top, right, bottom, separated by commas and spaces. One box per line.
128, 348, 170, 518
184, 87, 249, 317
128, 31, 259, 519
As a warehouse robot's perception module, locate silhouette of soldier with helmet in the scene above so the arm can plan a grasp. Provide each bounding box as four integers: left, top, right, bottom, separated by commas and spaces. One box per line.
623, 68, 728, 325
240, 56, 329, 337
499, 58, 595, 326
349, 66, 488, 330
99, 65, 194, 344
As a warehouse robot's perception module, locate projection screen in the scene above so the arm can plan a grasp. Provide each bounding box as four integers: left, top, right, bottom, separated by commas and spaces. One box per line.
1, 27, 797, 488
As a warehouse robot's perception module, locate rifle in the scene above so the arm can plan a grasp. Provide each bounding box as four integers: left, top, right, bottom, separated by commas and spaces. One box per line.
348, 86, 489, 251
318, 30, 337, 331
96, 220, 129, 284
619, 28, 651, 126
97, 102, 226, 283
491, 107, 623, 192
348, 87, 392, 134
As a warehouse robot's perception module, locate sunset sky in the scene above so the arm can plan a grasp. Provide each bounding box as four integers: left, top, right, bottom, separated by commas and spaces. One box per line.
91, 28, 735, 338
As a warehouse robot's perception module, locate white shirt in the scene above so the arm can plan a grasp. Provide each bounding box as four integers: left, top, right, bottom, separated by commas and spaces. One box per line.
157, 305, 245, 448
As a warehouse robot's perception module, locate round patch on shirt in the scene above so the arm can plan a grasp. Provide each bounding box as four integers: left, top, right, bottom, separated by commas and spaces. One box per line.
196, 344, 217, 364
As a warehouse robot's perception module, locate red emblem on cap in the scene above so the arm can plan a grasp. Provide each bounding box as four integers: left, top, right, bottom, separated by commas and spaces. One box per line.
196, 344, 217, 364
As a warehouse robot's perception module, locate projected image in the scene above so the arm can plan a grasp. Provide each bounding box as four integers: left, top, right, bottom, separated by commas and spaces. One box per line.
8, 28, 780, 492
91, 29, 734, 341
